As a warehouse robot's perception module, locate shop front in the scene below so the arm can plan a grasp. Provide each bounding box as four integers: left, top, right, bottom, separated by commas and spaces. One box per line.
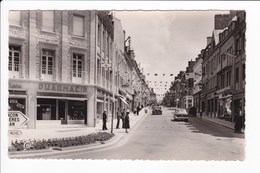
218, 94, 232, 121
233, 91, 245, 122
8, 80, 89, 129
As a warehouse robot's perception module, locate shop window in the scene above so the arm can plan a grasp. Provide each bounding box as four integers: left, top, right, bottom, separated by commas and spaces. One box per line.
9, 45, 21, 78
9, 11, 21, 26
73, 15, 84, 37
68, 101, 86, 120
8, 98, 26, 114
42, 11, 54, 32
42, 49, 55, 80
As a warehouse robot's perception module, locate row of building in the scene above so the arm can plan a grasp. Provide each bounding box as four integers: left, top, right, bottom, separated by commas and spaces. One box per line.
8, 10, 157, 129
162, 10, 246, 122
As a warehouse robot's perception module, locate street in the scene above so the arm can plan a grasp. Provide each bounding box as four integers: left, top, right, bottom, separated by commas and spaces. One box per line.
50, 107, 244, 160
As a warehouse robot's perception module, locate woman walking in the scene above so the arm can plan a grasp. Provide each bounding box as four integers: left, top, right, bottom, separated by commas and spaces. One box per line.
102, 110, 108, 130
124, 110, 130, 133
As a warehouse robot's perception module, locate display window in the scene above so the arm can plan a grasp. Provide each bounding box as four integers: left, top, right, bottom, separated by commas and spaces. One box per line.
8, 98, 26, 114
68, 100, 86, 120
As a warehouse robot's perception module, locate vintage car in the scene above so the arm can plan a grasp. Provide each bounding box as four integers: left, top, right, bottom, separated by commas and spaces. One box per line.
173, 108, 189, 121
152, 106, 162, 115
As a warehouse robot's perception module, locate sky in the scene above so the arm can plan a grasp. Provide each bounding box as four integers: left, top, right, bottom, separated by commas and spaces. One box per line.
114, 11, 229, 100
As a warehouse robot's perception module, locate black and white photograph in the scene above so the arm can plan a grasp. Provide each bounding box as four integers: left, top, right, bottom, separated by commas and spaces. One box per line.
1, 1, 260, 173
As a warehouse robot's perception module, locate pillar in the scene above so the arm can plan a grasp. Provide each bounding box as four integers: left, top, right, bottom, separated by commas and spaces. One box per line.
87, 86, 96, 127
27, 87, 37, 129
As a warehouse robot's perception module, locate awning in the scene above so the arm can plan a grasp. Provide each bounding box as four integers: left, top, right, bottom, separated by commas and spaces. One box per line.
97, 99, 104, 103
119, 96, 129, 105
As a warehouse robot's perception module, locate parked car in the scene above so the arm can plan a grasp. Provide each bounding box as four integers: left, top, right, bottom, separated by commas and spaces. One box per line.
173, 108, 189, 122
152, 106, 162, 115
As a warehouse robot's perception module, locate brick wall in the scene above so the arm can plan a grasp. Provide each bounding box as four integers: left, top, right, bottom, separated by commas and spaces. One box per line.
214, 14, 231, 30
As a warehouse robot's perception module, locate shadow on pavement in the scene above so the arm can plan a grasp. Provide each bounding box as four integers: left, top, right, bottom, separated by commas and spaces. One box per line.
180, 117, 244, 139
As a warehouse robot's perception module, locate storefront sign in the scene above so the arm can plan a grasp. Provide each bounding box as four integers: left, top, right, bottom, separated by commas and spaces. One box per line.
8, 111, 29, 127
38, 83, 87, 93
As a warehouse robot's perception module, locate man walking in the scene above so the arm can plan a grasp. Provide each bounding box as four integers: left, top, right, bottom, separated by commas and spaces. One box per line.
116, 108, 121, 129
121, 109, 125, 128
102, 110, 108, 130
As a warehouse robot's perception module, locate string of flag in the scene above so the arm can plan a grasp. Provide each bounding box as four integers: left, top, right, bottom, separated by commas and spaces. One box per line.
147, 73, 174, 76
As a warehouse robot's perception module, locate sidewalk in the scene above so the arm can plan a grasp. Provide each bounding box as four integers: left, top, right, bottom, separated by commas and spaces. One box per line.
199, 115, 235, 130
8, 108, 149, 158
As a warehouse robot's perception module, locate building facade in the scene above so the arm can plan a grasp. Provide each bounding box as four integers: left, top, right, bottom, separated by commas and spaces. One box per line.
8, 10, 151, 129
201, 11, 246, 121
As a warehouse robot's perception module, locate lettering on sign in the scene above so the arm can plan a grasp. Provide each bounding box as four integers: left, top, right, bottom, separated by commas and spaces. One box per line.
38, 83, 87, 93
8, 111, 29, 127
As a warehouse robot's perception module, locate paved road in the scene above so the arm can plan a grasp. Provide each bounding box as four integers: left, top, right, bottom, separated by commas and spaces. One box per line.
51, 107, 244, 160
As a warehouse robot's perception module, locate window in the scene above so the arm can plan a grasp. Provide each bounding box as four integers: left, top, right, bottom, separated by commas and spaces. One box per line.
42, 11, 54, 32
72, 53, 83, 78
227, 71, 231, 87
42, 50, 54, 75
98, 23, 101, 47
9, 11, 21, 26
73, 15, 84, 37
235, 38, 241, 55
235, 67, 239, 83
242, 64, 245, 80
106, 36, 109, 57
102, 29, 106, 51
97, 59, 101, 85
221, 74, 225, 89
9, 45, 21, 72
241, 33, 245, 52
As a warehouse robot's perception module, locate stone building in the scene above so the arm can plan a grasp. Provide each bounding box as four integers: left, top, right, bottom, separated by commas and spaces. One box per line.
8, 10, 115, 129
201, 11, 246, 121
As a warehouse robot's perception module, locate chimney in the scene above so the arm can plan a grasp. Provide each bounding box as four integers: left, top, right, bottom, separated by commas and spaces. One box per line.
206, 37, 212, 46
214, 14, 231, 30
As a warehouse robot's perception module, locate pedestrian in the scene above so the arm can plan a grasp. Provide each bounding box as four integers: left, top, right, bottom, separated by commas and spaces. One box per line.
137, 105, 140, 116
200, 110, 203, 118
116, 108, 121, 129
121, 109, 125, 128
124, 109, 130, 133
234, 106, 243, 133
102, 110, 108, 130
133, 107, 137, 115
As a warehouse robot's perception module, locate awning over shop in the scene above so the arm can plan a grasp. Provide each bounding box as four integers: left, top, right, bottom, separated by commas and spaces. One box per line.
97, 99, 104, 103
119, 96, 129, 105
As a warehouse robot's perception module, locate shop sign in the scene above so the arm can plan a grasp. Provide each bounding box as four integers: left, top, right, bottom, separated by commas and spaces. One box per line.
38, 83, 87, 93
8, 111, 29, 127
